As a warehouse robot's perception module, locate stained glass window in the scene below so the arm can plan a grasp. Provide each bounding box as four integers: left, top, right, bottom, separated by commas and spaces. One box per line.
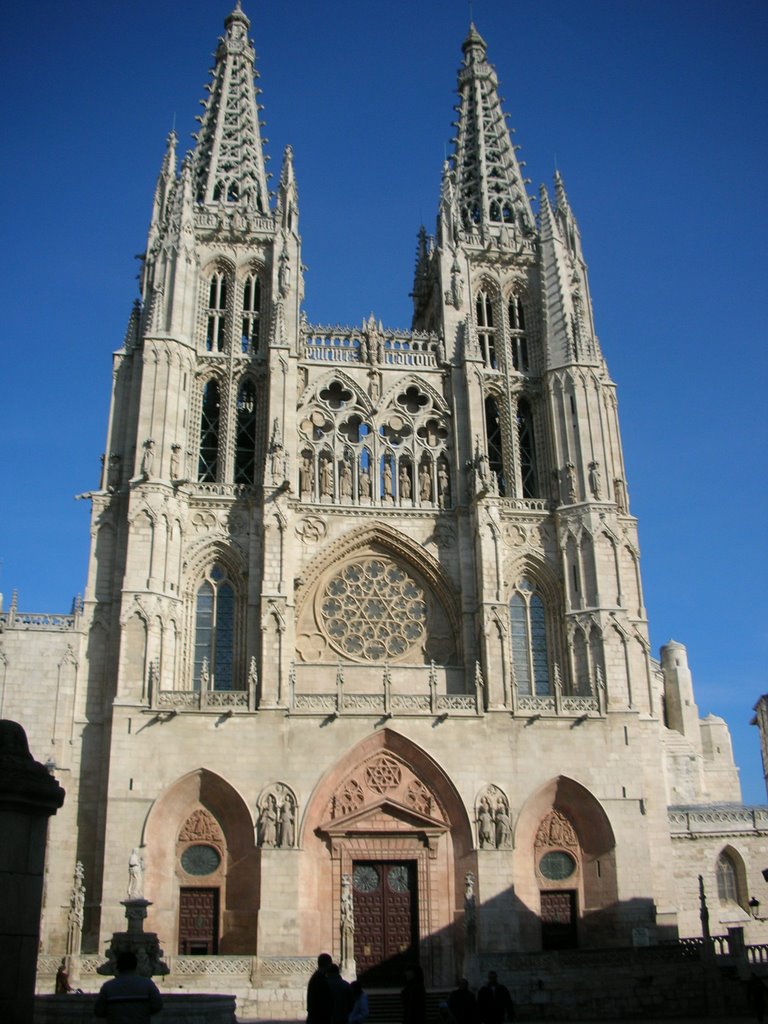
194, 566, 236, 691
235, 379, 257, 484
198, 381, 220, 483
510, 578, 551, 696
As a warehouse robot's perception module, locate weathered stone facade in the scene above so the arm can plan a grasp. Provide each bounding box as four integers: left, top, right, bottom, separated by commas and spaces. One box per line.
2, 4, 766, 1011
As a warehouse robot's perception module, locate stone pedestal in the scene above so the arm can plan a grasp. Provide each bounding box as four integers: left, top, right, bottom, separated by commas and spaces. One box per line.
99, 899, 169, 978
0, 720, 65, 1024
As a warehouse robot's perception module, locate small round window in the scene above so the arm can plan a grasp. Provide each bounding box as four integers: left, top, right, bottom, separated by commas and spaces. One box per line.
180, 844, 221, 876
539, 850, 576, 881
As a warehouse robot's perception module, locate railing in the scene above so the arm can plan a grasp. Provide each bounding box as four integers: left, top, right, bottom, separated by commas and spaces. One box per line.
186, 482, 250, 498
0, 610, 76, 631
514, 693, 601, 717
153, 686, 255, 713
302, 325, 442, 368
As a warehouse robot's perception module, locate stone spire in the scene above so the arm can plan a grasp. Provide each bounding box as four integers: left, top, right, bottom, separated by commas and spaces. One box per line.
191, 4, 270, 212
450, 24, 534, 243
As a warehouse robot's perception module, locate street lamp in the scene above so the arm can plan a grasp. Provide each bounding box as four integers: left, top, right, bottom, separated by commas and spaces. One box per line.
749, 896, 760, 919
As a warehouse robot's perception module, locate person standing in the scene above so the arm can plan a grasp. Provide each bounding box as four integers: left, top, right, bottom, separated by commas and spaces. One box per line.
448, 978, 476, 1024
402, 964, 426, 1024
477, 971, 514, 1024
307, 953, 333, 1024
327, 962, 353, 1024
93, 951, 162, 1022
349, 979, 369, 1024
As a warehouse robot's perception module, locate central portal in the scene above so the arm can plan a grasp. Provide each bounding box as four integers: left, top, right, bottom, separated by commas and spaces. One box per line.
353, 861, 418, 986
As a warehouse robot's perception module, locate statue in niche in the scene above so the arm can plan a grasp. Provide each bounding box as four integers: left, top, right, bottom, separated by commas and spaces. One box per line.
419, 464, 432, 502
588, 460, 602, 499
359, 468, 372, 500
127, 847, 144, 900
477, 800, 494, 848
141, 439, 155, 480
278, 796, 296, 848
66, 861, 85, 956
320, 456, 333, 498
383, 460, 393, 500
170, 443, 181, 480
399, 464, 412, 500
359, 336, 369, 362
494, 802, 512, 849
550, 468, 561, 505
299, 455, 313, 496
259, 795, 278, 847
340, 873, 355, 969
340, 460, 353, 499
437, 462, 450, 508
107, 453, 121, 491
614, 477, 627, 513
464, 872, 476, 952
278, 248, 291, 297
566, 462, 578, 503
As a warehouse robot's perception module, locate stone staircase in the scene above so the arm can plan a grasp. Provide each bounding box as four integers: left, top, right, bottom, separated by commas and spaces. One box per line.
367, 989, 450, 1024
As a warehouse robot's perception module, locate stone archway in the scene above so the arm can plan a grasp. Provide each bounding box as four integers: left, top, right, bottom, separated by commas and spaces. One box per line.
142, 768, 258, 954
300, 729, 475, 986
514, 776, 619, 949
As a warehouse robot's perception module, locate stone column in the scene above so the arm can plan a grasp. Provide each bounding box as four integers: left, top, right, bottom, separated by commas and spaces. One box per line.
0, 720, 65, 1024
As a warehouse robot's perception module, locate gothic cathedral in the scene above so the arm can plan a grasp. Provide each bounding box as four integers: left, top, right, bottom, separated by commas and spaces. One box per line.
3, 5, 766, 1013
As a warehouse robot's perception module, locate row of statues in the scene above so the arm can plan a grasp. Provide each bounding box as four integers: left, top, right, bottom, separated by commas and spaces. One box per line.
299, 452, 451, 506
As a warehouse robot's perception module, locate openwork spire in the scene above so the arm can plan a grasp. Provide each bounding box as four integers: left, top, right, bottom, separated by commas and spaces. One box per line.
191, 4, 269, 212
451, 24, 534, 241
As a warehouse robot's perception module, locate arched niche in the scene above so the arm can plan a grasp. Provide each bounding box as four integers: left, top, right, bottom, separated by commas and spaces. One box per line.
142, 768, 258, 954
299, 728, 474, 987
514, 776, 620, 949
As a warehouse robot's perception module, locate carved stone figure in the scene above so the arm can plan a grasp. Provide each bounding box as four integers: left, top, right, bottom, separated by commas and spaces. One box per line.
566, 462, 577, 503
359, 468, 372, 500
259, 795, 278, 847
300, 455, 313, 495
588, 460, 602, 499
141, 439, 155, 479
437, 462, 450, 507
478, 801, 494, 848
340, 872, 355, 968
399, 464, 412, 500
320, 456, 333, 497
278, 248, 291, 297
383, 460, 393, 499
464, 872, 476, 952
278, 797, 295, 848
614, 476, 628, 513
419, 463, 432, 501
66, 861, 86, 955
494, 803, 512, 849
127, 847, 144, 899
340, 460, 353, 499
550, 468, 561, 505
107, 453, 121, 491
170, 443, 181, 480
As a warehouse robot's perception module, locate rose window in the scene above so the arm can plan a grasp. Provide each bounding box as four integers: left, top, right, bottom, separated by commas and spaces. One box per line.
319, 558, 427, 662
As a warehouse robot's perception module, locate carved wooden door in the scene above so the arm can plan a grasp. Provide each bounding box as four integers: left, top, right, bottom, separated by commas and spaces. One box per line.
178, 887, 219, 954
353, 862, 417, 985
540, 889, 577, 949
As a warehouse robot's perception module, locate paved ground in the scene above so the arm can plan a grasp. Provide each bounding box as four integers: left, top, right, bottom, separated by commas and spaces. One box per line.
236, 1019, 758, 1024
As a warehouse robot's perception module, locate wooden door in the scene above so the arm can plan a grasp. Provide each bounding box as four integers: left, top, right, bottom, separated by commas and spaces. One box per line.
353, 862, 417, 985
178, 887, 219, 954
540, 889, 577, 949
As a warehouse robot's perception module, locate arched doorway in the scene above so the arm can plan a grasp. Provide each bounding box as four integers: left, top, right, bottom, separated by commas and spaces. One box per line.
301, 729, 474, 987
142, 768, 258, 954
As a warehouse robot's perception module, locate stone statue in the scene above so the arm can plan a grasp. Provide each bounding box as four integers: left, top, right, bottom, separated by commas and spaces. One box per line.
340, 460, 353, 499
320, 457, 333, 498
278, 248, 291, 297
437, 462, 450, 508
141, 439, 155, 479
66, 861, 86, 955
359, 336, 369, 362
107, 453, 121, 491
259, 795, 278, 847
478, 801, 494, 848
550, 468, 561, 505
359, 468, 371, 500
299, 455, 313, 496
340, 872, 355, 968
566, 462, 577, 503
494, 803, 512, 849
383, 460, 393, 500
464, 872, 476, 952
588, 460, 602, 499
419, 464, 432, 502
279, 796, 295, 848
399, 464, 412, 500
614, 476, 627, 513
170, 443, 181, 480
127, 848, 144, 900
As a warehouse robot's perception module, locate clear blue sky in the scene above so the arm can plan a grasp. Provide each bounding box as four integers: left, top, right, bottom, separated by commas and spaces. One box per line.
1, 1, 766, 798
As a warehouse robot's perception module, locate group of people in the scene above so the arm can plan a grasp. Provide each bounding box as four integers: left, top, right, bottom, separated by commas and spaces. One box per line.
307, 956, 513, 1024
307, 953, 369, 1024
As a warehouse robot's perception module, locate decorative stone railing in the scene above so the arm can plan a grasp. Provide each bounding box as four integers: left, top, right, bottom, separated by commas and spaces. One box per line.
668, 805, 768, 836
36, 953, 315, 983
514, 692, 601, 717
498, 497, 552, 512
153, 686, 256, 713
302, 325, 442, 368
0, 611, 76, 631
186, 482, 250, 499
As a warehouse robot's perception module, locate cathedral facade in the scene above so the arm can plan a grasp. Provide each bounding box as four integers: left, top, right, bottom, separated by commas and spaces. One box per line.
3, 4, 768, 1010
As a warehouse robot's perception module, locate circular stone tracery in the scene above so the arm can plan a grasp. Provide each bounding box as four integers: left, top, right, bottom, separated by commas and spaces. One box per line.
319, 557, 427, 662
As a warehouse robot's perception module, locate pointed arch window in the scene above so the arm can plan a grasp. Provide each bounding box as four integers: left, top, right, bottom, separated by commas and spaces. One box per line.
508, 294, 529, 372
510, 578, 551, 696
517, 399, 537, 498
193, 565, 235, 691
198, 380, 220, 483
476, 291, 496, 369
241, 273, 261, 353
716, 850, 744, 905
206, 271, 228, 352
484, 396, 506, 496
234, 379, 257, 485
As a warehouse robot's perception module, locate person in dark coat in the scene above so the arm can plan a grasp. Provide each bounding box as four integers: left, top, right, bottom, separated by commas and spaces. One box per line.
402, 964, 426, 1024
448, 978, 476, 1024
477, 971, 514, 1024
307, 953, 333, 1024
327, 963, 353, 1024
